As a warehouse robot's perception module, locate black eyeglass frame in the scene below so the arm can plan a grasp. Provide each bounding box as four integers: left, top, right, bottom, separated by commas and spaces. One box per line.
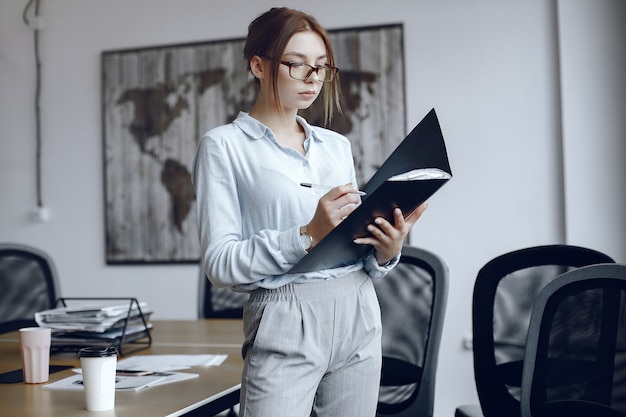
262, 55, 339, 83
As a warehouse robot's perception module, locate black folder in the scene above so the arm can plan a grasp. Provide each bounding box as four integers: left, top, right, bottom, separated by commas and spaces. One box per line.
289, 108, 452, 274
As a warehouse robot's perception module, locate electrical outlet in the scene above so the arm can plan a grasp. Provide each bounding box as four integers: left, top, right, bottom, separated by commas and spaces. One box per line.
32, 206, 50, 222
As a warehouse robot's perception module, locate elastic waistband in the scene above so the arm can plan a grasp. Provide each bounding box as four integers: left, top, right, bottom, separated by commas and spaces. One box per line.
249, 270, 369, 303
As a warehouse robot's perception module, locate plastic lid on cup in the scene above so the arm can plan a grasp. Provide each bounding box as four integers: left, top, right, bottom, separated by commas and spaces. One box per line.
78, 346, 118, 358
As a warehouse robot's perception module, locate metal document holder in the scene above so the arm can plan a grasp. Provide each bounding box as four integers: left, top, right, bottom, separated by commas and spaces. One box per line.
50, 297, 152, 356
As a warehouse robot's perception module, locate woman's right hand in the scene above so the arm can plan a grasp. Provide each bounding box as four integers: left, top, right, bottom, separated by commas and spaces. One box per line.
305, 184, 362, 249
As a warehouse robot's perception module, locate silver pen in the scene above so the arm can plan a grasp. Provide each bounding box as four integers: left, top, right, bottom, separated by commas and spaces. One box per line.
300, 182, 366, 196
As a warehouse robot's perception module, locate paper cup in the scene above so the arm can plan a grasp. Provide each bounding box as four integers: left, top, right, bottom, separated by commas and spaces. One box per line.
19, 327, 51, 384
78, 346, 118, 411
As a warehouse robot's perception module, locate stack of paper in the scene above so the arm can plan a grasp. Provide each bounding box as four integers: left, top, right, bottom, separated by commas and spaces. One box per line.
34, 300, 153, 352
35, 302, 152, 333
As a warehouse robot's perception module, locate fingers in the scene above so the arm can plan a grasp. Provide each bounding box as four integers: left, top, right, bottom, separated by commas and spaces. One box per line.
353, 204, 428, 265
320, 184, 361, 223
323, 183, 363, 201
358, 203, 427, 238
308, 184, 362, 244
404, 202, 428, 227
362, 209, 404, 246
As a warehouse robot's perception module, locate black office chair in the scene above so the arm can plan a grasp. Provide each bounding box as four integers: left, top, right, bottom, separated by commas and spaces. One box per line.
0, 243, 61, 334
198, 270, 248, 319
197, 268, 247, 417
455, 245, 615, 417
521, 263, 626, 417
373, 245, 449, 417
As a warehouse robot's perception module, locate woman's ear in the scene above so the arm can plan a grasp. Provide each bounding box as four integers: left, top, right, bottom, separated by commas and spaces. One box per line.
249, 55, 265, 80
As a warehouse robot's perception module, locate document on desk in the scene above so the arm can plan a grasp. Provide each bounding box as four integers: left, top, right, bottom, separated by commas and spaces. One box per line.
44, 354, 227, 391
116, 354, 228, 371
289, 108, 453, 274
43, 372, 198, 391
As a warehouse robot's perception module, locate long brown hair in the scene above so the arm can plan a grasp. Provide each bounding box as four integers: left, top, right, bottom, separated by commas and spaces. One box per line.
243, 7, 341, 126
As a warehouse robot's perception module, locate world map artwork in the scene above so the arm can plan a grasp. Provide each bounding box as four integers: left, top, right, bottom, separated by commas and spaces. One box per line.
102, 25, 405, 263
114, 69, 229, 233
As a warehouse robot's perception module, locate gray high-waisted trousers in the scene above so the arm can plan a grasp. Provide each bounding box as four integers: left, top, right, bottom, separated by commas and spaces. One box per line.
239, 270, 382, 417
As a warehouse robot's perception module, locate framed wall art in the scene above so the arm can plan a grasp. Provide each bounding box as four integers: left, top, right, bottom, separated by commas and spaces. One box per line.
102, 23, 405, 264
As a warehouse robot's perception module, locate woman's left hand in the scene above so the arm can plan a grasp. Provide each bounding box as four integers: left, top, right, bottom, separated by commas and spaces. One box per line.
353, 203, 428, 265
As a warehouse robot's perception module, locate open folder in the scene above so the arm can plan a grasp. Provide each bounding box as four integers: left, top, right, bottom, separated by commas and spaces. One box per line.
289, 108, 452, 274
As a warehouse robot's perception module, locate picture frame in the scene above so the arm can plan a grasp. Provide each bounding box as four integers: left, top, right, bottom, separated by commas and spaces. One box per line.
101, 23, 405, 264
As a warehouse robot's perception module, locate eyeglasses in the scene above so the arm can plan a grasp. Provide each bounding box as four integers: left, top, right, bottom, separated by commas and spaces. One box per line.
263, 55, 339, 82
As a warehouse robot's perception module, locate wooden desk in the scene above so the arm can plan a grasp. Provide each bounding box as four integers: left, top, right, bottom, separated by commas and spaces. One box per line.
0, 320, 244, 417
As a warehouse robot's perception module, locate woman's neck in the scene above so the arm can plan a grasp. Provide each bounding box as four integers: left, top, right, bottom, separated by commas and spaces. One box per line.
249, 104, 306, 155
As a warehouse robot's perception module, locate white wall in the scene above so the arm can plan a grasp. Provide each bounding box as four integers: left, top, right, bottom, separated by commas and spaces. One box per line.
1, 1, 623, 416
557, 0, 626, 258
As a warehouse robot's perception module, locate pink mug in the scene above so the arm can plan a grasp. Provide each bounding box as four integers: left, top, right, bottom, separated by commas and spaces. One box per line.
19, 327, 51, 383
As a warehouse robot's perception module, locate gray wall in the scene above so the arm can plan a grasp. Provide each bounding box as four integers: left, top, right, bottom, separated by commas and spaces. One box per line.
558, 0, 626, 256
1, 1, 624, 416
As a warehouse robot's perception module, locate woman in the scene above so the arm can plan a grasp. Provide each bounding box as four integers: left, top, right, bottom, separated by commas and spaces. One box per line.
192, 7, 426, 417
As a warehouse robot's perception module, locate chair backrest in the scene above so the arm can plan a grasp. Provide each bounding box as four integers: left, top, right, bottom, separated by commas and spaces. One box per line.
0, 243, 61, 333
197, 269, 248, 319
373, 245, 449, 417
521, 263, 626, 417
472, 245, 615, 417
